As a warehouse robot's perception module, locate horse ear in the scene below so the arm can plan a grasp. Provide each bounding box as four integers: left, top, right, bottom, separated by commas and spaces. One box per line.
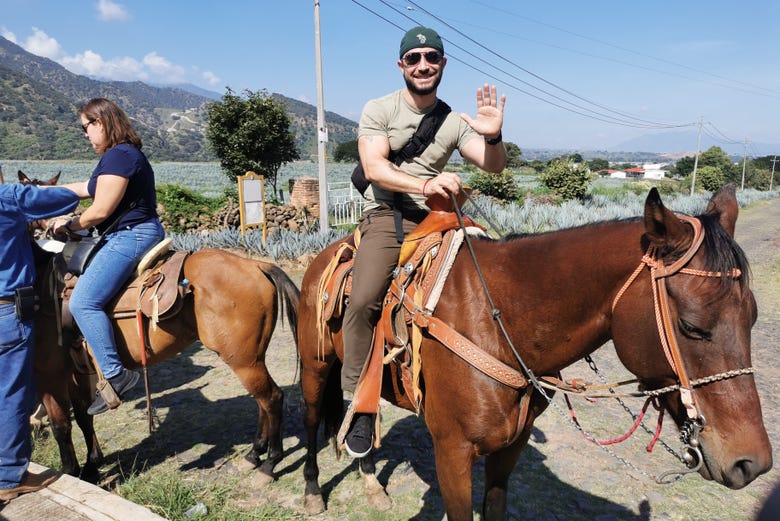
18, 170, 32, 184
644, 187, 690, 248
47, 171, 61, 186
704, 183, 738, 237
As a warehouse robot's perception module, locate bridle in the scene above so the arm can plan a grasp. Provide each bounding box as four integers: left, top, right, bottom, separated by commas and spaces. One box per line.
611, 214, 751, 468
456, 194, 754, 474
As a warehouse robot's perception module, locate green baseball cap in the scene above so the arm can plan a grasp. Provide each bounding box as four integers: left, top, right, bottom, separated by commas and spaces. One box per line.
399, 26, 444, 58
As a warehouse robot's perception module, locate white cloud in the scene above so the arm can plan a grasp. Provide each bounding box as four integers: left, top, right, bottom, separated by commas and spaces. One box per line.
24, 27, 65, 60
202, 70, 221, 87
142, 52, 187, 83
96, 0, 130, 22
1, 28, 17, 43
13, 28, 215, 87
60, 50, 147, 81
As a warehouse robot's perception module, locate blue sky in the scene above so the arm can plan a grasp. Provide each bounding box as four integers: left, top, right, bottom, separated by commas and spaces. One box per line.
2, 0, 779, 153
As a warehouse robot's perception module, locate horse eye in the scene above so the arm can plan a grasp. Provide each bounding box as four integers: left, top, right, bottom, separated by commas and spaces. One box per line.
679, 318, 712, 341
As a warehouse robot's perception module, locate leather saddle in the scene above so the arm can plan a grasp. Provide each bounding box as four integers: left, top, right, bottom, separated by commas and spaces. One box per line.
321, 208, 533, 451
57, 239, 192, 359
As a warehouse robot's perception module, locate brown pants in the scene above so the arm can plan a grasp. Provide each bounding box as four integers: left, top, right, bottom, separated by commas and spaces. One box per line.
341, 206, 426, 393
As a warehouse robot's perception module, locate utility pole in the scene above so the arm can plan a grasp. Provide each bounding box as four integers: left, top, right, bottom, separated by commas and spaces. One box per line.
690, 116, 703, 196
770, 156, 778, 191
314, 0, 329, 233
740, 139, 748, 191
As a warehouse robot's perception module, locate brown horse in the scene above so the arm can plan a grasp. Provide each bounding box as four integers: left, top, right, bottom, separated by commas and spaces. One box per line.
31, 225, 299, 481
296, 185, 772, 520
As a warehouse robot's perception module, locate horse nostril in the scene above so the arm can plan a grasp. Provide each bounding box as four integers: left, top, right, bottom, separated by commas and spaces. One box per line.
728, 458, 757, 489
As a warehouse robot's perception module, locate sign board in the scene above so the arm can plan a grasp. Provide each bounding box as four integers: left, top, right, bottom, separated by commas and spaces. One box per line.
237, 171, 266, 239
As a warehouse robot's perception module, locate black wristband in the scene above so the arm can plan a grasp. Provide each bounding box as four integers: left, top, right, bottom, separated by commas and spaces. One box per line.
485, 131, 502, 145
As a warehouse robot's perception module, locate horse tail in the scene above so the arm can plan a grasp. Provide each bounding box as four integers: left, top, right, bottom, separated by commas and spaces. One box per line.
260, 264, 300, 348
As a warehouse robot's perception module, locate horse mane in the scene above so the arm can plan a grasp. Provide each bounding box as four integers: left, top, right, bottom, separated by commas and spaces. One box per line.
695, 212, 751, 293
491, 216, 640, 243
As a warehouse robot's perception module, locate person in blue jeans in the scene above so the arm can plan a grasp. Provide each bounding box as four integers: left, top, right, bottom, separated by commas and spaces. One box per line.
1, 183, 80, 502
53, 98, 165, 415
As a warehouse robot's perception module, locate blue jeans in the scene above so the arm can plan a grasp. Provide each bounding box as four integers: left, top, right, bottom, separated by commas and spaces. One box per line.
70, 219, 165, 379
0, 303, 35, 489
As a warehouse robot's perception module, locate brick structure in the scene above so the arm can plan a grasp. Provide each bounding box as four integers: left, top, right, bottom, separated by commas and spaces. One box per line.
289, 177, 320, 218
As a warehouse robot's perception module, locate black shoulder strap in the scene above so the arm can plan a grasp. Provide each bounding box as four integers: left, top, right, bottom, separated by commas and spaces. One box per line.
391, 100, 452, 166
351, 99, 452, 198
389, 100, 452, 243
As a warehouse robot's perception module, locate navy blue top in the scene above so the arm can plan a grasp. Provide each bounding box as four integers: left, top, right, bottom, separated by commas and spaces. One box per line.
87, 143, 158, 233
0, 185, 79, 297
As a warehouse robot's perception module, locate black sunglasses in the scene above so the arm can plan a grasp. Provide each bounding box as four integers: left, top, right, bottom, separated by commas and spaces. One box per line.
402, 51, 443, 67
80, 119, 96, 133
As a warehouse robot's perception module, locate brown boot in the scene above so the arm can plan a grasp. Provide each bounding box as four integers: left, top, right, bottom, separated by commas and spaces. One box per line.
0, 468, 60, 501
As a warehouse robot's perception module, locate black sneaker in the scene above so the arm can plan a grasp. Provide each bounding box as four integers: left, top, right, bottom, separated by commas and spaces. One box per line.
87, 369, 140, 415
344, 413, 374, 458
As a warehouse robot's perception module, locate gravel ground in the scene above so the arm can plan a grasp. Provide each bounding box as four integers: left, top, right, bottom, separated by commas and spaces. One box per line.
75, 197, 780, 520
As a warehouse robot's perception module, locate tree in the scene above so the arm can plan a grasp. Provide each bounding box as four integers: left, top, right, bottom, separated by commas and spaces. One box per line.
504, 141, 524, 168
672, 156, 696, 178
205, 88, 299, 197
587, 158, 610, 172
333, 140, 359, 162
540, 158, 591, 201
528, 159, 546, 173
693, 165, 726, 192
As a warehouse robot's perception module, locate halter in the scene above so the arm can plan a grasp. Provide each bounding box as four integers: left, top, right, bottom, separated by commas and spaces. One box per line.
611, 214, 750, 468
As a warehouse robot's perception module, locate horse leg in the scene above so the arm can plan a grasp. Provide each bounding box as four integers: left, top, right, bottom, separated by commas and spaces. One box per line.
69, 379, 103, 482
358, 453, 393, 511
302, 360, 343, 515
233, 362, 284, 483
482, 440, 527, 521
245, 406, 269, 467
39, 392, 80, 476
433, 437, 476, 521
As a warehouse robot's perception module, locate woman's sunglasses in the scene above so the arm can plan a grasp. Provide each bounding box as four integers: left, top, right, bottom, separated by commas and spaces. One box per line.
402, 51, 443, 67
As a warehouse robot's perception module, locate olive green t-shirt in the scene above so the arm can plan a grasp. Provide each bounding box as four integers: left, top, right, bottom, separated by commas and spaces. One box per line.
358, 89, 479, 211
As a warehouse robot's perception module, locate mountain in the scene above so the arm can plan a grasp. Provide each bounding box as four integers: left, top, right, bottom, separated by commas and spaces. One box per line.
609, 130, 779, 159
0, 36, 357, 161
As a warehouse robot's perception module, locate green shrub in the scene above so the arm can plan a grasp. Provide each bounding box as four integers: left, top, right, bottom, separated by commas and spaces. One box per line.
156, 184, 224, 232
467, 169, 520, 201
539, 158, 591, 200
691, 165, 726, 192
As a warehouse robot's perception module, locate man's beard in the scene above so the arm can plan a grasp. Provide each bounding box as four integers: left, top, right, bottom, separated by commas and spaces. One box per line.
404, 71, 443, 96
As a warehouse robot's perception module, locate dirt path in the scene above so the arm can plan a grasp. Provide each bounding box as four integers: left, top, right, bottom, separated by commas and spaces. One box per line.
86, 198, 780, 520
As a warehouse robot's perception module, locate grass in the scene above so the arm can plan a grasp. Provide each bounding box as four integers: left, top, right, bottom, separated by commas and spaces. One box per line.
32, 428, 299, 520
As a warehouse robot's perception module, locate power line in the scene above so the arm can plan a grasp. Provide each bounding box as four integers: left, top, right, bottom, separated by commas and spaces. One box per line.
354, 0, 694, 130
401, 0, 690, 129
468, 0, 780, 100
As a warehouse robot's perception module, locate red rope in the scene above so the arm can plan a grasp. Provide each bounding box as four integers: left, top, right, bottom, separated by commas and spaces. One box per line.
565, 394, 665, 449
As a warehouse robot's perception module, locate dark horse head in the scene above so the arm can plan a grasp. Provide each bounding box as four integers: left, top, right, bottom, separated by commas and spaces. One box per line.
18, 169, 61, 186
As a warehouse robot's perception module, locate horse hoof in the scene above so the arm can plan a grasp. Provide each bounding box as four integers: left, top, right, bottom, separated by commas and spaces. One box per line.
234, 457, 258, 473
367, 488, 393, 511
248, 470, 275, 488
303, 494, 326, 515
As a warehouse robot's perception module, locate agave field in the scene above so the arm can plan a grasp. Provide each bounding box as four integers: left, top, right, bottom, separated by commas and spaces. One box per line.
4, 159, 778, 261
1, 159, 357, 198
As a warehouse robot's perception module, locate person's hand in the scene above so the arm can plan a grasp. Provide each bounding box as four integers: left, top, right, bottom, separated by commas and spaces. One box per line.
459, 84, 506, 139
422, 171, 462, 198
51, 218, 71, 238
